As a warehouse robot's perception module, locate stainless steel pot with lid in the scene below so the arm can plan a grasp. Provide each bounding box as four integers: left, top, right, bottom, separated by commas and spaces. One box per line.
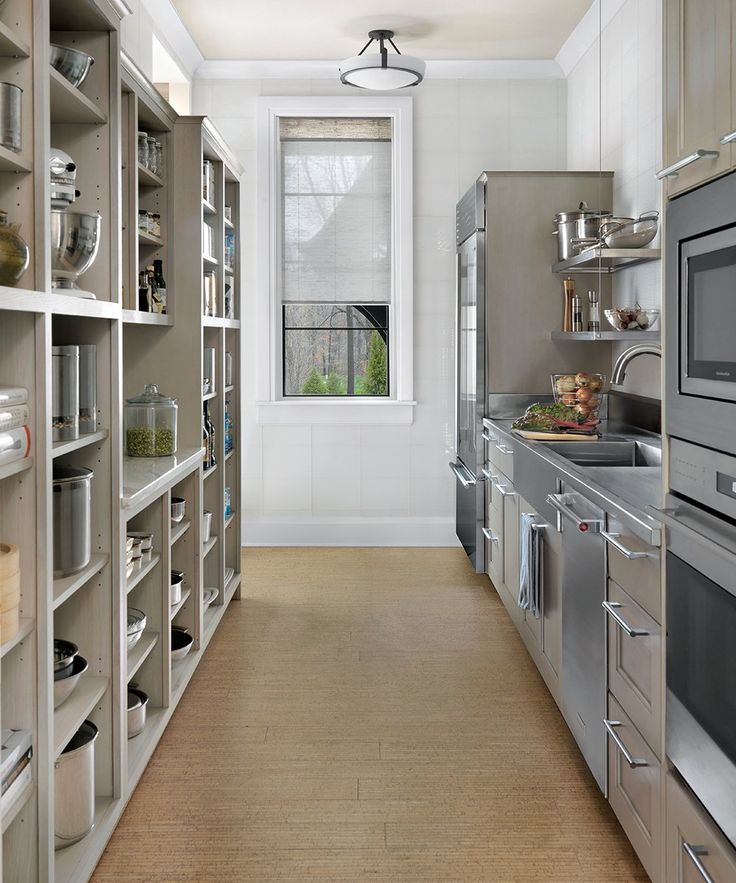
553, 201, 612, 261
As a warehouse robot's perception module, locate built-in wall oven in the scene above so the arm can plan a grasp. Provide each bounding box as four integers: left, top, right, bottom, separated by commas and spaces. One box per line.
664, 169, 736, 850
661, 499, 736, 850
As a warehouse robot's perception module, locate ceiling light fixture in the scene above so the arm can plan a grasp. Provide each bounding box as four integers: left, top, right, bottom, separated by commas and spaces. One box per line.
339, 30, 425, 90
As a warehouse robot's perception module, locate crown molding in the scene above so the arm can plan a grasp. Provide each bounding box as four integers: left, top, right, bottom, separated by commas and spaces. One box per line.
145, 0, 205, 78
195, 58, 565, 80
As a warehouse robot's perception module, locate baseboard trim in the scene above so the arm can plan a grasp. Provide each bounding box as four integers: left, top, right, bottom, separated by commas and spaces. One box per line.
242, 516, 459, 547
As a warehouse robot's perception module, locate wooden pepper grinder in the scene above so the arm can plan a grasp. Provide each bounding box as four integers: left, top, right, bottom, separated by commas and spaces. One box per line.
563, 277, 575, 332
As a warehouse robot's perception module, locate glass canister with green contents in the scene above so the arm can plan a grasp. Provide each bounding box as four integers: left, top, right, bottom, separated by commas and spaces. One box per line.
124, 383, 178, 457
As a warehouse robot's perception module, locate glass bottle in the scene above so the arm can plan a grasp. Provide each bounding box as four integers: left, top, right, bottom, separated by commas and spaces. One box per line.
153, 259, 167, 314
202, 405, 210, 467
138, 269, 151, 312
205, 402, 216, 468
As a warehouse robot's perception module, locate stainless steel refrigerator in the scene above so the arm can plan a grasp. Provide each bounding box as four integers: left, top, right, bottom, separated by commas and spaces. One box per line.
450, 172, 614, 573
450, 180, 486, 572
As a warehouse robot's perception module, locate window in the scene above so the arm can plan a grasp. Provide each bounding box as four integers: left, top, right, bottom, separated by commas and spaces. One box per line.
257, 97, 414, 423
280, 117, 391, 397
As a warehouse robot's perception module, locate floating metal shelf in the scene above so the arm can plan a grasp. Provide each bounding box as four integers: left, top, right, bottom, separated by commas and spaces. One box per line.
553, 247, 661, 274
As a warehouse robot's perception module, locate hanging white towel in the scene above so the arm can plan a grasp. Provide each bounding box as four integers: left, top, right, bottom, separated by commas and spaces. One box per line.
518, 512, 541, 618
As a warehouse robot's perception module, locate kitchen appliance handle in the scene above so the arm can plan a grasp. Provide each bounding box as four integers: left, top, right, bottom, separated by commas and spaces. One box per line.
482, 431, 498, 444
449, 461, 476, 488
719, 128, 736, 145
682, 843, 716, 883
482, 527, 499, 543
602, 601, 650, 637
494, 443, 514, 456
656, 148, 720, 179
603, 719, 648, 768
601, 531, 650, 560
481, 466, 492, 481
546, 493, 601, 533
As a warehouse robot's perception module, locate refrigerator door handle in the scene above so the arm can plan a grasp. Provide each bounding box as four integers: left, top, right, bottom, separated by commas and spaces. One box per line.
449, 461, 477, 488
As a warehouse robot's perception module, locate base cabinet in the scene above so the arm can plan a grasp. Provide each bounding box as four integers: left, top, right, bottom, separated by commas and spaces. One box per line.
666, 772, 736, 882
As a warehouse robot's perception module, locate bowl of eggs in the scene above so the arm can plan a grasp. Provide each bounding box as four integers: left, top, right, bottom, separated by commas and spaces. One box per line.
551, 372, 605, 422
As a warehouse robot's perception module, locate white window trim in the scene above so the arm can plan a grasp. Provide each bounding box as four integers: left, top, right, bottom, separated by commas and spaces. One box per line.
256, 95, 415, 425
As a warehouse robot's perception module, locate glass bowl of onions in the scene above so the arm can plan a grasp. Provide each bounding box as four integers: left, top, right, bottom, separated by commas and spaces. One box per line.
551, 372, 605, 423
604, 305, 660, 332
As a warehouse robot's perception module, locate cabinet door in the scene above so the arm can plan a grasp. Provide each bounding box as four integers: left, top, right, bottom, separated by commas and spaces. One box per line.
538, 521, 562, 706
664, 0, 733, 196
666, 772, 736, 882
486, 500, 504, 590
502, 485, 521, 625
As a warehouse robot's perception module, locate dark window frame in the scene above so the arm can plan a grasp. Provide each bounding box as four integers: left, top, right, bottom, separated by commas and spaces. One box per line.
282, 303, 390, 398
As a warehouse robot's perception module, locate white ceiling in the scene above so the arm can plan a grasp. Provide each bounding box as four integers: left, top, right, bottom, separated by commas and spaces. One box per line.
170, 0, 593, 61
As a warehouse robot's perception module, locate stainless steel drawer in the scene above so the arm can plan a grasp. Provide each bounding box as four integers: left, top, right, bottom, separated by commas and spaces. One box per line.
606, 579, 663, 759
484, 428, 514, 483
485, 502, 503, 589
606, 695, 663, 883
604, 524, 662, 623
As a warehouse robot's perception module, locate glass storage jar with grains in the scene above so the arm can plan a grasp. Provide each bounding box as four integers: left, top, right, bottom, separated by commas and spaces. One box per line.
125, 383, 177, 457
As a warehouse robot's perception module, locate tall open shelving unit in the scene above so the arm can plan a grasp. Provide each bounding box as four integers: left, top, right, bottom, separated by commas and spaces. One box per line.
0, 3, 244, 880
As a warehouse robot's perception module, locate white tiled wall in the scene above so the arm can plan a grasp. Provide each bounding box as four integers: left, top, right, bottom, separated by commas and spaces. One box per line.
192, 76, 567, 543
566, 0, 664, 399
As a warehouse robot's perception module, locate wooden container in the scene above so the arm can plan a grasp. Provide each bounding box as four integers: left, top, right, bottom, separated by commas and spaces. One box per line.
0, 542, 20, 642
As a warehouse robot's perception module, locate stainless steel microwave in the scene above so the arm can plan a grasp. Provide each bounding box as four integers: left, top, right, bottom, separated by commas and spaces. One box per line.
666, 171, 736, 457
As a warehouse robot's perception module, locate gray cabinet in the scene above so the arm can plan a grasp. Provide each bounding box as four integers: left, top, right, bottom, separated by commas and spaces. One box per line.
663, 0, 734, 196
666, 772, 736, 882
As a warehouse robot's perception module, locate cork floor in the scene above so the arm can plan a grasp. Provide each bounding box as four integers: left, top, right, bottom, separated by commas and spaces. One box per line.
91, 547, 646, 882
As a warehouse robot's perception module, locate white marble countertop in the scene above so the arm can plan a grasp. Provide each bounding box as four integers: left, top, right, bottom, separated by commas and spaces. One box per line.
122, 447, 203, 510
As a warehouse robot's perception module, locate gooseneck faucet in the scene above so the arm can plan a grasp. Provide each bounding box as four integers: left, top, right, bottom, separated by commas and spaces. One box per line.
611, 343, 662, 385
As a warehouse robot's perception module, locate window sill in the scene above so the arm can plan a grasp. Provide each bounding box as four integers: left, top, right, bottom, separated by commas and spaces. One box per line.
256, 400, 416, 425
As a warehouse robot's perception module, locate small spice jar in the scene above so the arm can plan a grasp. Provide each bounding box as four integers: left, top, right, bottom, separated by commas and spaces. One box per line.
124, 383, 178, 458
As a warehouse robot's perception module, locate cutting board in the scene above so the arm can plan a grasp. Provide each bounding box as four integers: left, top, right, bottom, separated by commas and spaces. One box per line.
514, 430, 599, 441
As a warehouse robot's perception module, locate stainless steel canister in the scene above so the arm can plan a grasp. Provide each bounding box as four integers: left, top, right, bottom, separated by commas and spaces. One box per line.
225, 352, 233, 387
0, 82, 22, 153
78, 344, 97, 434
54, 720, 98, 849
52, 465, 93, 577
52, 345, 79, 442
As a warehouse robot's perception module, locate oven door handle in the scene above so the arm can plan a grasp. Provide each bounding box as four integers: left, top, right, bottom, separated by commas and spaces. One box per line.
603, 719, 648, 768
682, 843, 716, 883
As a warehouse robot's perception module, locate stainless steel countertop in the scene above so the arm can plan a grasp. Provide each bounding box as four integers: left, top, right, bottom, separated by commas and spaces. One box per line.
483, 417, 663, 544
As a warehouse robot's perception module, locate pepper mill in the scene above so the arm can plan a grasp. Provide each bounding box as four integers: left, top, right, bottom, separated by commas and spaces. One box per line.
563, 278, 575, 332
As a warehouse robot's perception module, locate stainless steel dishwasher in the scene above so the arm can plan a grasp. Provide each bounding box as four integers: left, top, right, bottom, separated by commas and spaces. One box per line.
547, 484, 607, 792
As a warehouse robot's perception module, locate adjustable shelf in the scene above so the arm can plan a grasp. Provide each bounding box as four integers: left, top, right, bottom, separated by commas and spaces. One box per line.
49, 68, 107, 125
550, 330, 661, 342
52, 429, 108, 459
137, 163, 163, 188
53, 554, 108, 610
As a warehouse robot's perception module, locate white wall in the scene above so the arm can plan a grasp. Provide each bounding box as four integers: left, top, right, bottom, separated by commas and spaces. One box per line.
565, 0, 663, 399
191, 76, 567, 545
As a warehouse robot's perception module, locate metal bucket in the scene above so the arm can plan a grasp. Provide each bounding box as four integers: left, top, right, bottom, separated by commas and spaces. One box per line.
54, 720, 98, 850
52, 465, 93, 577
0, 82, 22, 153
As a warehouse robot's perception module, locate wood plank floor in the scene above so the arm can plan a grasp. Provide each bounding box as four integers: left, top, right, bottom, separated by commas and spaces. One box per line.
92, 548, 646, 882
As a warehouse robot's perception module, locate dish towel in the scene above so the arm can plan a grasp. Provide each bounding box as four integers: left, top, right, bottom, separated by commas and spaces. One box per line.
518, 512, 542, 618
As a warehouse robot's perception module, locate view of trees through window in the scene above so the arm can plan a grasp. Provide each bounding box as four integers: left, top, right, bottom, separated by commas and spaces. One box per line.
283, 304, 389, 396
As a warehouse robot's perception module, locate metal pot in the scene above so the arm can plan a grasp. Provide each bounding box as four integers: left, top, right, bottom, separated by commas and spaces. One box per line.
171, 497, 186, 523
127, 687, 148, 739
600, 211, 659, 249
553, 202, 612, 261
54, 720, 98, 850
50, 44, 94, 89
171, 626, 193, 661
52, 466, 93, 578
54, 654, 88, 709
170, 570, 184, 605
53, 638, 78, 678
50, 210, 101, 297
0, 82, 21, 153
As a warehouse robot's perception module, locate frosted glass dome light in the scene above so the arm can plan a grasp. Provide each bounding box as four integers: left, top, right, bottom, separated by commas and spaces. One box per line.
339, 30, 425, 90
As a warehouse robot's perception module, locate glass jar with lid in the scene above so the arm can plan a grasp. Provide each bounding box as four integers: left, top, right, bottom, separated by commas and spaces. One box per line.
124, 383, 178, 457
146, 136, 157, 173
137, 132, 148, 168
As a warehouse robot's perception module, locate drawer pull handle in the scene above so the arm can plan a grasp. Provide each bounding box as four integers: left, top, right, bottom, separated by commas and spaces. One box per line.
492, 477, 517, 498
682, 843, 716, 883
481, 467, 492, 481
495, 443, 513, 455
656, 148, 720, 179
482, 527, 499, 544
449, 461, 476, 488
601, 531, 650, 559
482, 431, 497, 443
602, 601, 650, 637
603, 719, 648, 768
720, 129, 736, 145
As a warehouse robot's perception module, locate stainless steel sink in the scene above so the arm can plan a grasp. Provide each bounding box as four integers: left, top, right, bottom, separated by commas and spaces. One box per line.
541, 439, 662, 468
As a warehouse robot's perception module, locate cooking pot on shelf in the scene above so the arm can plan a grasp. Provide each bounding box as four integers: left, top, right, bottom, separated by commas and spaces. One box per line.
553, 202, 612, 262
599, 211, 659, 249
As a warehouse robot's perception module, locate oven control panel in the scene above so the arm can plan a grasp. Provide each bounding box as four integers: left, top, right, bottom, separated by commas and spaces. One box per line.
670, 437, 736, 520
